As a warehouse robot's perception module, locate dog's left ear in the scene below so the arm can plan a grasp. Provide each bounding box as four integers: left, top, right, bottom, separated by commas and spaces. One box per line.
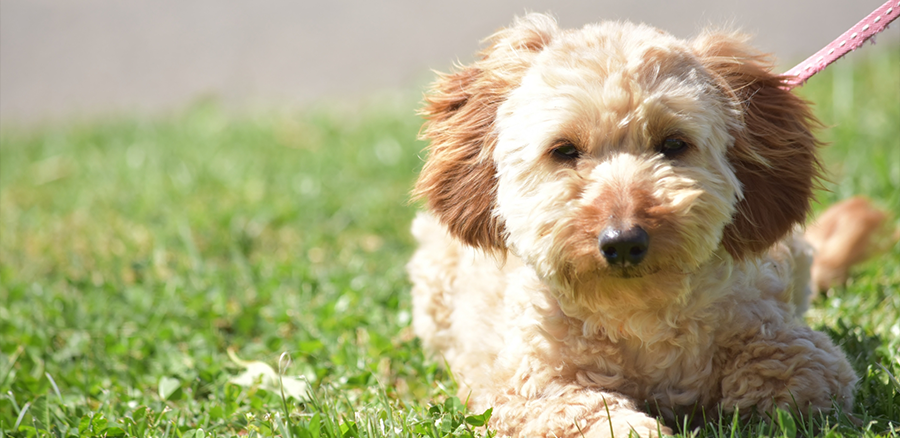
693, 32, 822, 259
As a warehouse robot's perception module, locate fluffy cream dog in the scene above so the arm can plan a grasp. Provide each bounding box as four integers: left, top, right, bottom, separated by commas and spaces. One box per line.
408, 14, 857, 437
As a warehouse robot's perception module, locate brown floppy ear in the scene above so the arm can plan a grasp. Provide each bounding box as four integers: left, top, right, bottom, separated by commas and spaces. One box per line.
693, 32, 822, 259
413, 14, 557, 251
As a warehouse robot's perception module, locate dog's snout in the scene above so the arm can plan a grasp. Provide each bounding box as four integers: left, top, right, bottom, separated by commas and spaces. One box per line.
599, 226, 649, 266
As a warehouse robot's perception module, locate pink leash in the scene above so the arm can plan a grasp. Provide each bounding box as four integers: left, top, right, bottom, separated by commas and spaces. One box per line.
782, 0, 899, 89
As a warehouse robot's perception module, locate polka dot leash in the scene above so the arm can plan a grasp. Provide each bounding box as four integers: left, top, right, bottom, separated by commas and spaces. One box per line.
783, 0, 899, 89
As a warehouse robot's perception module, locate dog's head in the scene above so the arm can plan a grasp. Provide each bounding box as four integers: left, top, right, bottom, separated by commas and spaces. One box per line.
415, 14, 819, 298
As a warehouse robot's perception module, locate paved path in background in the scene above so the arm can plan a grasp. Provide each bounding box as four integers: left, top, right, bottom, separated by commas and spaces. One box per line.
1, 0, 897, 125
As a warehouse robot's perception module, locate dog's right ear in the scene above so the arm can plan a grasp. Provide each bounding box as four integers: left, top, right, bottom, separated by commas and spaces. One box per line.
413, 14, 557, 251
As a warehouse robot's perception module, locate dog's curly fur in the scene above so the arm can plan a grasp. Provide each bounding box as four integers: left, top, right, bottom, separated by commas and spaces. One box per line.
409, 14, 857, 437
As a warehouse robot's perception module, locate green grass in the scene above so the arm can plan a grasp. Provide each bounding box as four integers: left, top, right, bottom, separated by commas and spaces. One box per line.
1, 48, 898, 437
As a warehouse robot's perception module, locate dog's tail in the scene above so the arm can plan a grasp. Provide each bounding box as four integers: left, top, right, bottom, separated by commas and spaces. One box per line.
805, 196, 898, 294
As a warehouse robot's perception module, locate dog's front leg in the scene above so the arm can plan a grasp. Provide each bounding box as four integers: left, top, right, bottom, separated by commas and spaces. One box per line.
482, 370, 671, 438
718, 321, 857, 418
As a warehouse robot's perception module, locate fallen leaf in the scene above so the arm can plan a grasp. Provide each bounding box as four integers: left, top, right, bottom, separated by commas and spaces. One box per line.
227, 348, 309, 401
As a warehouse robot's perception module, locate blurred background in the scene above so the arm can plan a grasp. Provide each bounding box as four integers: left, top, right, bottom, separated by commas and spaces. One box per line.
2, 0, 898, 127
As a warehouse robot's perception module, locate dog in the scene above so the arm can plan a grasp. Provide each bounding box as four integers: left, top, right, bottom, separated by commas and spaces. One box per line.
408, 13, 860, 437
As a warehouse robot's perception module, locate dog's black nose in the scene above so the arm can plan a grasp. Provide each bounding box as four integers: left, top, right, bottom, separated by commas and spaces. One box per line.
599, 225, 649, 266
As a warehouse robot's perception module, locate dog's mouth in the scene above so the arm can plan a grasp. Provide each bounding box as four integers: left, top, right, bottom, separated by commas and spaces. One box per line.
606, 265, 660, 279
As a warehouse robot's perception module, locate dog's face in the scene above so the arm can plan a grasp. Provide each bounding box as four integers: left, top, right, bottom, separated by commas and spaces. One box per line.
416, 15, 819, 302
494, 23, 742, 286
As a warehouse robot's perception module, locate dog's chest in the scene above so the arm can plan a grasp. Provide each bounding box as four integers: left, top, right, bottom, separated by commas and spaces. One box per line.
558, 319, 722, 408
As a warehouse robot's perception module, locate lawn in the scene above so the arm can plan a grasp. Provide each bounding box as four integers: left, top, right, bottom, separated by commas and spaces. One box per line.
1, 48, 898, 437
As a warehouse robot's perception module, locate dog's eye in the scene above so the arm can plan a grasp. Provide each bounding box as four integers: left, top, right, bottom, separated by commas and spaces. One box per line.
659, 137, 689, 158
552, 143, 581, 161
